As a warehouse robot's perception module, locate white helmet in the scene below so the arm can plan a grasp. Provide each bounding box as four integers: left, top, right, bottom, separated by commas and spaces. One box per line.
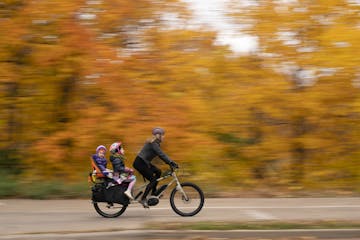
109, 142, 122, 154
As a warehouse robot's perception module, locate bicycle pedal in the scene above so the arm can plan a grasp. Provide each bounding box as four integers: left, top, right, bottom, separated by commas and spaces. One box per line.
141, 203, 149, 209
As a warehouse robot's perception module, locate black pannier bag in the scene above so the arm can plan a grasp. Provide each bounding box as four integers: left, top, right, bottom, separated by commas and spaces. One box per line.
92, 182, 129, 205
91, 183, 106, 202
104, 184, 129, 205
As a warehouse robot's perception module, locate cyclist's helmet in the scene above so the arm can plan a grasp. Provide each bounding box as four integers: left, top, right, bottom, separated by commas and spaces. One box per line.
152, 127, 165, 136
109, 142, 122, 154
96, 145, 106, 153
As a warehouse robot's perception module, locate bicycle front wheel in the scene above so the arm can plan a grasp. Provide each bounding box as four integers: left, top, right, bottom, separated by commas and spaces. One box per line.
93, 202, 127, 218
170, 182, 204, 217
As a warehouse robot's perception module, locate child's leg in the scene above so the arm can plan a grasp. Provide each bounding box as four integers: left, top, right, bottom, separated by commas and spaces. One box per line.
124, 175, 136, 200
113, 172, 123, 184
127, 175, 136, 191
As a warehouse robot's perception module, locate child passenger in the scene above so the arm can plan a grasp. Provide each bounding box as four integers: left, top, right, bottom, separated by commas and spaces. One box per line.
109, 142, 136, 200
92, 145, 113, 178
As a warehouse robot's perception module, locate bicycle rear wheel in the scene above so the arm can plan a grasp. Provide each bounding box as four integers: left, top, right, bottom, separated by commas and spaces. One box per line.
93, 202, 127, 218
170, 182, 204, 217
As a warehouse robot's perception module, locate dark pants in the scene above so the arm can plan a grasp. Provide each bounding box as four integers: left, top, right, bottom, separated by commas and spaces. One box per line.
133, 156, 161, 199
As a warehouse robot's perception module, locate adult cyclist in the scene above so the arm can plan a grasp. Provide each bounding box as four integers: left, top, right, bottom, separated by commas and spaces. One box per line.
133, 127, 178, 208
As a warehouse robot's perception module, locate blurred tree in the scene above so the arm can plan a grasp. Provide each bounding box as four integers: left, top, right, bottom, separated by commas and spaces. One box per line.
227, 0, 360, 190
0, 0, 359, 196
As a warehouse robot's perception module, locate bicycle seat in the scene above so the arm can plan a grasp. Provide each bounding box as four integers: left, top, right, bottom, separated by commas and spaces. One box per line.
88, 157, 107, 183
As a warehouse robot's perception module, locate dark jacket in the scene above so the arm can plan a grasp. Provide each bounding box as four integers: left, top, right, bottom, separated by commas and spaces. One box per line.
110, 154, 126, 173
92, 154, 108, 174
137, 139, 172, 166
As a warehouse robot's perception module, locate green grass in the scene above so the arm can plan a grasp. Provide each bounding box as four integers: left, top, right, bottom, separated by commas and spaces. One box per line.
18, 181, 90, 199
0, 174, 20, 197
146, 221, 360, 230
0, 173, 89, 199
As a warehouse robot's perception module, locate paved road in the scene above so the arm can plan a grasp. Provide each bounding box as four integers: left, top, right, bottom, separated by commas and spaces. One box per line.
0, 198, 359, 239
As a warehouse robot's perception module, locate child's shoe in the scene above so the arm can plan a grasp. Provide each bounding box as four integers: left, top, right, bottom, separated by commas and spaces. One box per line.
124, 189, 134, 200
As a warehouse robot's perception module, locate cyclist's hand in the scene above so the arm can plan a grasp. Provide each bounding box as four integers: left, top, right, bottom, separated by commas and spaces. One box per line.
169, 161, 179, 169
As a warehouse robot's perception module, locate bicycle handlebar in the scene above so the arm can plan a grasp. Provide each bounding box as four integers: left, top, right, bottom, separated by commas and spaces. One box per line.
170, 165, 179, 171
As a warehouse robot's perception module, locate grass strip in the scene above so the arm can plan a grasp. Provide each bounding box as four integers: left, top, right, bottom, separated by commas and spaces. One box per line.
146, 221, 360, 230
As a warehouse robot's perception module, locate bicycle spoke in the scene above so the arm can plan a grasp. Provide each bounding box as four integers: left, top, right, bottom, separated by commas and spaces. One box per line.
170, 182, 204, 217
93, 202, 127, 218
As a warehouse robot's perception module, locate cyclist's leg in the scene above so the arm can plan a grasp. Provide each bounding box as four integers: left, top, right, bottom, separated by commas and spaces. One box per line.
143, 174, 157, 200
149, 164, 161, 195
133, 158, 154, 200
133, 157, 152, 181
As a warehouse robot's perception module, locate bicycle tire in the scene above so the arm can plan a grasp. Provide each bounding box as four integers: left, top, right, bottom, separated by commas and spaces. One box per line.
170, 182, 204, 217
93, 202, 127, 218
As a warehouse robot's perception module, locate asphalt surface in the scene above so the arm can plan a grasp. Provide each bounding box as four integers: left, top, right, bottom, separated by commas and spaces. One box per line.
0, 198, 359, 239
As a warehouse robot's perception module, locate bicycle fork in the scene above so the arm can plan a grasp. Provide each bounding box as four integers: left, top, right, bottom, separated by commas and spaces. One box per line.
156, 171, 189, 201
172, 172, 189, 201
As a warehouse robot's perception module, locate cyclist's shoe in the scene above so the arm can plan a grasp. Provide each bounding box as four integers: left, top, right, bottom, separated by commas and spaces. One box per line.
124, 189, 134, 200
140, 198, 149, 208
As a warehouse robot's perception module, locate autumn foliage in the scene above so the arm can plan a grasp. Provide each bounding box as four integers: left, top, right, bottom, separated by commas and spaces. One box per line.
0, 0, 359, 196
